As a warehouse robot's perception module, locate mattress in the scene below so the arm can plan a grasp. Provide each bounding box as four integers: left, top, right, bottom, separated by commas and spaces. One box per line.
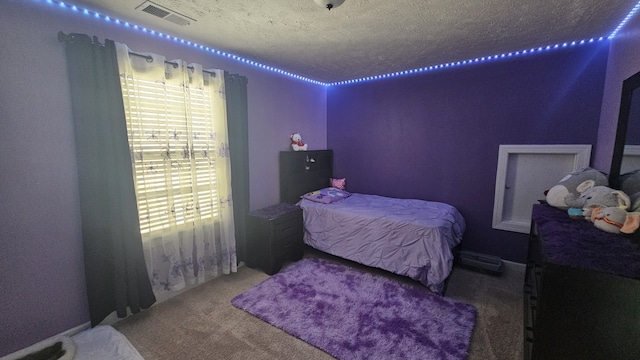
299, 193, 466, 293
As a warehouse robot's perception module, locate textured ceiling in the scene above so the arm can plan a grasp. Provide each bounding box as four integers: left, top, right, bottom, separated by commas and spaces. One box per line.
65, 0, 638, 83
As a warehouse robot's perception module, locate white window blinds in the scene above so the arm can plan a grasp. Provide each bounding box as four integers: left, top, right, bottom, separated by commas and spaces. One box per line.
118, 53, 225, 236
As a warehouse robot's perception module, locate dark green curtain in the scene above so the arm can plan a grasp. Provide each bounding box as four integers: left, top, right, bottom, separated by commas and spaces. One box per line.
59, 32, 156, 326
224, 72, 250, 263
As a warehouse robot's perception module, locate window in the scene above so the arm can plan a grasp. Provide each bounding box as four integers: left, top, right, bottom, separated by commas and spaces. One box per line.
119, 58, 227, 236
114, 43, 237, 295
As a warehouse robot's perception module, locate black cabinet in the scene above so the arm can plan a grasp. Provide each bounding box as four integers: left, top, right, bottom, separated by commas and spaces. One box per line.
279, 150, 333, 204
524, 204, 640, 360
246, 203, 304, 275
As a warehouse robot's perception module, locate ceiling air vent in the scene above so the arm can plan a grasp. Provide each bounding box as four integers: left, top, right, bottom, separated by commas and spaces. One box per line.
135, 1, 195, 26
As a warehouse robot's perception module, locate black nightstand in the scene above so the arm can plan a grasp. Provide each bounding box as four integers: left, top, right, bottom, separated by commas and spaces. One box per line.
246, 203, 304, 275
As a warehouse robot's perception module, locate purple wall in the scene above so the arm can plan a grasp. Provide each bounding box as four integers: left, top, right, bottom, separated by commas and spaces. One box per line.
0, 0, 325, 356
327, 44, 610, 262
594, 13, 640, 170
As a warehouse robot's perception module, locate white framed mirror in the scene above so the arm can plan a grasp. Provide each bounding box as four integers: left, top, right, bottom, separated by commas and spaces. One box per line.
492, 144, 592, 233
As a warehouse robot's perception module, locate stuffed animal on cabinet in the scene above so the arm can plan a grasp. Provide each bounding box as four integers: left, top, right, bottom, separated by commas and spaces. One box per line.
565, 186, 631, 220
591, 206, 640, 234
620, 169, 640, 212
545, 167, 608, 210
290, 133, 308, 151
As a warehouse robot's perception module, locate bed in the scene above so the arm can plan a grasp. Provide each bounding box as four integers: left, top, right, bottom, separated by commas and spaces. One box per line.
279, 150, 466, 293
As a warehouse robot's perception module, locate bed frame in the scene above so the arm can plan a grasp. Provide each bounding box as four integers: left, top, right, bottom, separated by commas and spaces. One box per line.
279, 150, 333, 203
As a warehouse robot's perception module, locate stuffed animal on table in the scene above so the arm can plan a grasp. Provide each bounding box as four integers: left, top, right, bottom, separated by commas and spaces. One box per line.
565, 185, 631, 220
290, 133, 308, 151
620, 169, 640, 212
590, 206, 640, 234
545, 167, 608, 210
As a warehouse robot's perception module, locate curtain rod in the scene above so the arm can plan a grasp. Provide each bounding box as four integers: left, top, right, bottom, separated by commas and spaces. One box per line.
57, 31, 216, 78
127, 51, 217, 77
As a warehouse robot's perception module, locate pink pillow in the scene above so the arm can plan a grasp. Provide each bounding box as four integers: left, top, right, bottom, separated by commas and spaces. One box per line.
330, 177, 346, 190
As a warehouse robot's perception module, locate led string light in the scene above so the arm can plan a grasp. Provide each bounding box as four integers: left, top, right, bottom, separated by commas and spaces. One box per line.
42, 0, 328, 86
329, 37, 607, 86
609, 0, 640, 39
38, 0, 640, 87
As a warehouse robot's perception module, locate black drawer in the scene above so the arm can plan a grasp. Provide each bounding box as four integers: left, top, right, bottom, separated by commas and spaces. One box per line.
273, 219, 302, 259
525, 333, 533, 360
247, 203, 304, 275
528, 266, 539, 300
274, 218, 300, 241
526, 206, 640, 359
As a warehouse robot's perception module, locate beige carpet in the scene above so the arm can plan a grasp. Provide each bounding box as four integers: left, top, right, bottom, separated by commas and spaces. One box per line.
446, 260, 525, 360
114, 249, 524, 360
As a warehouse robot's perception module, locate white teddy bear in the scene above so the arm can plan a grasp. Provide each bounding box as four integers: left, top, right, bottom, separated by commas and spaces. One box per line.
290, 133, 308, 151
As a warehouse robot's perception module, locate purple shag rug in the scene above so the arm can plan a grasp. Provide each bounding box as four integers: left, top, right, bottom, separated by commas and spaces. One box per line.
232, 258, 476, 359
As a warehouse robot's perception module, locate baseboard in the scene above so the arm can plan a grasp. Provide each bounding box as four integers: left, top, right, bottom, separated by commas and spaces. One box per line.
0, 322, 90, 360
503, 259, 526, 267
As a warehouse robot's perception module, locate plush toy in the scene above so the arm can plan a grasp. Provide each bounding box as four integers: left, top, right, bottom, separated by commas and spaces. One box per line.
545, 167, 608, 209
591, 206, 640, 234
290, 133, 308, 151
619, 169, 640, 212
565, 185, 631, 220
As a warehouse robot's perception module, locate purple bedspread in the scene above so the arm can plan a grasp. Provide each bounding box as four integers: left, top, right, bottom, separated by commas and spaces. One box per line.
299, 193, 466, 293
